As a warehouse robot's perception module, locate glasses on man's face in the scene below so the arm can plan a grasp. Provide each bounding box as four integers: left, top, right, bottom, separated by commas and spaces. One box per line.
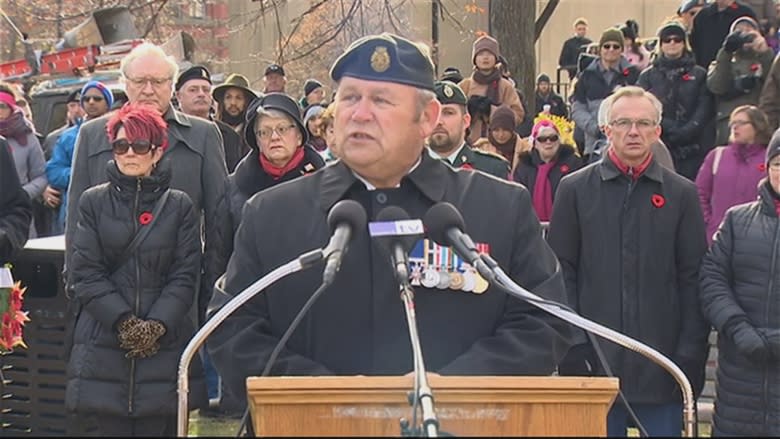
729, 120, 752, 128
536, 135, 559, 143
256, 124, 297, 140
602, 44, 622, 51
83, 95, 105, 103
662, 37, 684, 44
126, 76, 171, 88
112, 139, 155, 155
609, 118, 658, 131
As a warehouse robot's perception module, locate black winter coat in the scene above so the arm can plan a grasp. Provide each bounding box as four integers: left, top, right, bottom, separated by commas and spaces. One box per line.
547, 157, 711, 404
66, 162, 206, 417
208, 153, 573, 405
0, 138, 31, 263
638, 53, 715, 175
228, 145, 325, 233
700, 180, 780, 436
690, 1, 757, 69
512, 145, 582, 199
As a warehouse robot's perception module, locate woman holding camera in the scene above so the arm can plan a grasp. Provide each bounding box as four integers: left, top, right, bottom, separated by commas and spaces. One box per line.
707, 16, 774, 147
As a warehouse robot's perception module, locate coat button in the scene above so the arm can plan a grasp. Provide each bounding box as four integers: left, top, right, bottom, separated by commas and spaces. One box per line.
376, 192, 388, 204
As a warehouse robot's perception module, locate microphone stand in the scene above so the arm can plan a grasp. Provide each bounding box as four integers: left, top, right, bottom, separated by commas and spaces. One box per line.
176, 249, 324, 437
398, 281, 440, 438
471, 254, 696, 438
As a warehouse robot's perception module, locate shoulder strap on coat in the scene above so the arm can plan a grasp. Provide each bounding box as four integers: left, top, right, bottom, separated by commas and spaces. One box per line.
712, 146, 725, 175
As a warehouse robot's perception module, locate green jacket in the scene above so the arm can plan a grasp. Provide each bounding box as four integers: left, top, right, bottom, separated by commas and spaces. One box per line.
446, 144, 510, 179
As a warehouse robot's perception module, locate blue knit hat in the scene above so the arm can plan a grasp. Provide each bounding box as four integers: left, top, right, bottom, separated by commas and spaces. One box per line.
80, 81, 114, 108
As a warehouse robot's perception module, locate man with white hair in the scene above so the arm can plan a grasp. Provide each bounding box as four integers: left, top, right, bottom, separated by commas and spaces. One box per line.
66, 43, 230, 331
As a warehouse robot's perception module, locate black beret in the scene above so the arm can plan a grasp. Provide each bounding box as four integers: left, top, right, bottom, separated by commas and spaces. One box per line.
433, 80, 466, 106
66, 89, 81, 103
175, 65, 212, 91
330, 32, 434, 91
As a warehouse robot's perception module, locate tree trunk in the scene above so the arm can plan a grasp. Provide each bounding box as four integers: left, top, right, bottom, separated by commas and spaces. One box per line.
490, 0, 536, 122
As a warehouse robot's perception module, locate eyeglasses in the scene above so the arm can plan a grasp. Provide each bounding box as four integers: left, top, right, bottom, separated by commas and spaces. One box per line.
126, 76, 172, 88
83, 95, 105, 102
256, 124, 297, 139
602, 44, 622, 50
536, 135, 559, 143
609, 118, 658, 130
112, 139, 156, 155
728, 120, 752, 128
661, 37, 684, 44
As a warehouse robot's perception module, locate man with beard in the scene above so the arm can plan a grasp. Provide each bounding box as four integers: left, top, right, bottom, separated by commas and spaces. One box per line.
213, 73, 257, 135
176, 66, 246, 172
427, 81, 509, 179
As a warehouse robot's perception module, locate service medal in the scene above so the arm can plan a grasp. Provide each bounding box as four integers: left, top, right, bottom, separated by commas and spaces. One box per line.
461, 270, 476, 292
449, 272, 465, 290
421, 268, 440, 288
473, 273, 489, 294
436, 271, 450, 289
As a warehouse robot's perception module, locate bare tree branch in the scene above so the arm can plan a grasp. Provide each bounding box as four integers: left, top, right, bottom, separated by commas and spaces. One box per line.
141, 0, 170, 38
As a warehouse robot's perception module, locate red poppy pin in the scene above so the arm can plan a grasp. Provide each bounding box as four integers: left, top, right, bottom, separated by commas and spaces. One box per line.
730, 2, 738, 8
751, 63, 760, 72
139, 212, 153, 225
460, 163, 474, 170
560, 164, 570, 173
622, 68, 630, 77
758, 163, 767, 172
682, 73, 692, 81
651, 194, 665, 208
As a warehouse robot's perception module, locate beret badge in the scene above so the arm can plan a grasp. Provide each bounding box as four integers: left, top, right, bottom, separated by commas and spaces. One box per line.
371, 46, 391, 73
444, 85, 454, 98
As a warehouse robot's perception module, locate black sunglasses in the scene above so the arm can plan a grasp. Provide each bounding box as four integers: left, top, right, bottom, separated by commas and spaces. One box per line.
602, 43, 621, 50
536, 135, 559, 143
112, 139, 155, 155
661, 37, 684, 44
83, 95, 105, 102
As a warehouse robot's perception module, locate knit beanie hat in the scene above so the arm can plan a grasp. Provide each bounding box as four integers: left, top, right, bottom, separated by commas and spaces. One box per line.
531, 119, 560, 140
303, 79, 323, 97
536, 73, 551, 84
599, 28, 624, 49
80, 80, 114, 108
657, 21, 687, 41
472, 35, 500, 64
489, 105, 516, 131
766, 131, 780, 166
730, 16, 760, 33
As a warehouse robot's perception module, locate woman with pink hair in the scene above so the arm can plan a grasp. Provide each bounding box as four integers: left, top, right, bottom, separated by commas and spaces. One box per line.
512, 120, 583, 221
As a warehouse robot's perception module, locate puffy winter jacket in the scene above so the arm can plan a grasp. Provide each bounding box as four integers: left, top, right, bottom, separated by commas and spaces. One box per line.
699, 180, 780, 436
66, 161, 207, 417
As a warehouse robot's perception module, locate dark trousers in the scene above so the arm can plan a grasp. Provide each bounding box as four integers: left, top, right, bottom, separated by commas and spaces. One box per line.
607, 402, 683, 437
95, 414, 177, 437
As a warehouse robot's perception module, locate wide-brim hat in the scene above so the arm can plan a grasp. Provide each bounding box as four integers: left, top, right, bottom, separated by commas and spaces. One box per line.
212, 73, 258, 102
244, 92, 308, 151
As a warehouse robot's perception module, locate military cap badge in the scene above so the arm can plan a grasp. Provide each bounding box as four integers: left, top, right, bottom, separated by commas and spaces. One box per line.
370, 46, 391, 73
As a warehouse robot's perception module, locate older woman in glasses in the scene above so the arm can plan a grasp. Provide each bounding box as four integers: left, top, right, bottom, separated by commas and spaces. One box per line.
66, 103, 206, 436
228, 93, 325, 232
512, 120, 582, 222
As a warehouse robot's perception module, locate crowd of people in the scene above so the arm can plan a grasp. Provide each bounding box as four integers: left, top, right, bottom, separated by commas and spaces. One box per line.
0, 0, 777, 437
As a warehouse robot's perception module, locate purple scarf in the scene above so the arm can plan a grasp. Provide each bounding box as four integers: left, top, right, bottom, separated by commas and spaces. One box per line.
532, 162, 555, 221
0, 110, 32, 146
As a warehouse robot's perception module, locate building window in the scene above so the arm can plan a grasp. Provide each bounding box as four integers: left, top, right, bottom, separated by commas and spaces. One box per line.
189, 0, 206, 19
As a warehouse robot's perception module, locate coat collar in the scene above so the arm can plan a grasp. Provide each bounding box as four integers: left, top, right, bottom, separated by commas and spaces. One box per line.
599, 153, 664, 184
319, 152, 448, 212
163, 107, 195, 151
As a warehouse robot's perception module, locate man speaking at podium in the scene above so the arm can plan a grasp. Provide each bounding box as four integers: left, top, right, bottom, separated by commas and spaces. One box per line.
207, 33, 572, 409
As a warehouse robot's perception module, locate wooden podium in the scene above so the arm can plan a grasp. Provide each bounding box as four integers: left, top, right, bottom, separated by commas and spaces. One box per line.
246, 375, 619, 436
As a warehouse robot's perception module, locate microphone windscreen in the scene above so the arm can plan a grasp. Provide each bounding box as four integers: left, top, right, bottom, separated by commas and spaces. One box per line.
327, 199, 368, 233
374, 206, 418, 253
422, 202, 466, 247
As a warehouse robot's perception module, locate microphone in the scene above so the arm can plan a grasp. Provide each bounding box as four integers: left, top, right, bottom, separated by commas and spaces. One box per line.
321, 200, 367, 284
422, 201, 697, 438
371, 206, 423, 287
422, 202, 496, 282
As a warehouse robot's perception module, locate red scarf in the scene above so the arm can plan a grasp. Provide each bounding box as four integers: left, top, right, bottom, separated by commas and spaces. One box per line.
774, 199, 780, 217
259, 147, 305, 180
608, 148, 653, 180
532, 162, 555, 221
